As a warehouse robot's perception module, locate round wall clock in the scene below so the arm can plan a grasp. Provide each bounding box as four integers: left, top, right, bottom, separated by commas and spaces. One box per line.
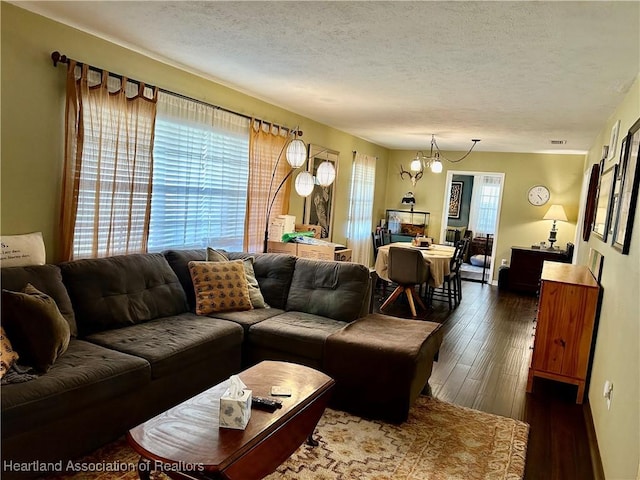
528, 185, 550, 206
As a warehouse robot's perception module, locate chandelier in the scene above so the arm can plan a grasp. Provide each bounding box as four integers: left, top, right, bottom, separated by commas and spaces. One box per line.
405, 134, 481, 179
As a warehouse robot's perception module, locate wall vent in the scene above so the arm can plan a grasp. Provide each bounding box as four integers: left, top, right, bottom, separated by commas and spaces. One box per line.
550, 140, 567, 145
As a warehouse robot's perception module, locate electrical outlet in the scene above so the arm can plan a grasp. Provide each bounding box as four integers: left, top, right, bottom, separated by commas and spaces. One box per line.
603, 380, 613, 410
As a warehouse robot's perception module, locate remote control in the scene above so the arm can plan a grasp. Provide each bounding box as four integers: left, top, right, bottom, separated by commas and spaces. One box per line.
251, 396, 282, 412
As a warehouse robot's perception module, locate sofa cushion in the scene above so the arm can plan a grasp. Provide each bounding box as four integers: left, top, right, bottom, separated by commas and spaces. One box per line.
206, 249, 267, 309
0, 327, 19, 379
1, 264, 78, 336
85, 313, 243, 379
286, 258, 370, 322
163, 249, 207, 310
1, 338, 150, 436
210, 307, 285, 334
60, 253, 189, 335
248, 312, 348, 362
1, 284, 71, 372
227, 253, 296, 310
189, 260, 253, 314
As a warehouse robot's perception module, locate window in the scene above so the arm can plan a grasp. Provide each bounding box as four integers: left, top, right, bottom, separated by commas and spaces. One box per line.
148, 93, 250, 252
347, 152, 376, 265
469, 175, 501, 234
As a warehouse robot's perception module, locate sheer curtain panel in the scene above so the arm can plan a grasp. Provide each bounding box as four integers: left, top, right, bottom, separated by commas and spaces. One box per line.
468, 174, 501, 235
347, 152, 377, 265
244, 122, 290, 253
148, 92, 250, 252
60, 63, 158, 260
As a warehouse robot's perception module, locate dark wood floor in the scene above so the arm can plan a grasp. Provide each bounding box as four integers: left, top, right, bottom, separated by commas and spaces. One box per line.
374, 281, 598, 480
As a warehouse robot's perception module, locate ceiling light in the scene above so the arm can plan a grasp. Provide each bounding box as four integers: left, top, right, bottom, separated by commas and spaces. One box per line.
402, 134, 480, 182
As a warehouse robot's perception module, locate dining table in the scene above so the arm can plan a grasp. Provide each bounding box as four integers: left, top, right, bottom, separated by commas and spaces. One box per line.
375, 242, 456, 288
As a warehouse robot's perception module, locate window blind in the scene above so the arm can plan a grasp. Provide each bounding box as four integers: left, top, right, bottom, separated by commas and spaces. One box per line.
148, 92, 250, 252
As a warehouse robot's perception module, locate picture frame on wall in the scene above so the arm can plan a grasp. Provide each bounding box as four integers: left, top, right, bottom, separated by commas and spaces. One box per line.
611, 117, 640, 254
588, 248, 604, 283
608, 135, 627, 238
448, 181, 463, 219
592, 161, 617, 241
303, 144, 339, 240
607, 120, 621, 162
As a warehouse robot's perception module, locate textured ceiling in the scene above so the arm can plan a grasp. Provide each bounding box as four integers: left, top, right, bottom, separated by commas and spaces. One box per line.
12, 1, 640, 154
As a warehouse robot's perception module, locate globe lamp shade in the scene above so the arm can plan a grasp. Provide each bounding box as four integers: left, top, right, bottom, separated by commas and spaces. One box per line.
295, 171, 314, 197
285, 138, 307, 168
316, 161, 336, 187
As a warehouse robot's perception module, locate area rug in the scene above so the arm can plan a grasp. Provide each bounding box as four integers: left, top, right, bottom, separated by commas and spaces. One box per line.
44, 396, 528, 480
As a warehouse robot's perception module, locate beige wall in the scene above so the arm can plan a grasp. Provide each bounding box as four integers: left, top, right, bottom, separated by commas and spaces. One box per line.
579, 75, 640, 480
385, 150, 585, 278
0, 3, 389, 262
3, 4, 639, 477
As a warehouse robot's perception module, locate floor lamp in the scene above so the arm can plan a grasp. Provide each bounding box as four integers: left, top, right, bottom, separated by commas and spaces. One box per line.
263, 132, 337, 253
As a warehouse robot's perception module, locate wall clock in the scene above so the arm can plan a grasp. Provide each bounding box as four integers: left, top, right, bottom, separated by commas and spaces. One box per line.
528, 185, 550, 206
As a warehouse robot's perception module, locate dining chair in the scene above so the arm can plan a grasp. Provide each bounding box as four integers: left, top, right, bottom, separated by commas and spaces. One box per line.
380, 246, 429, 317
371, 231, 384, 260
428, 238, 468, 309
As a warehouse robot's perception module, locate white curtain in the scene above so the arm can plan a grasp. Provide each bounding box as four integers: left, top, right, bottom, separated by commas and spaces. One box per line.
347, 152, 377, 265
468, 174, 502, 234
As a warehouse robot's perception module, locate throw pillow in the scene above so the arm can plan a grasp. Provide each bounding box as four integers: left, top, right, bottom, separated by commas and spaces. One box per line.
1, 283, 71, 372
188, 260, 253, 315
470, 254, 492, 267
206, 247, 229, 262
0, 327, 19, 379
0, 232, 46, 267
206, 248, 267, 309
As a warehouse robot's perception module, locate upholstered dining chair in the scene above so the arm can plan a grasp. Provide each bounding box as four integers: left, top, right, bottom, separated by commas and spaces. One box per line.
380, 246, 429, 317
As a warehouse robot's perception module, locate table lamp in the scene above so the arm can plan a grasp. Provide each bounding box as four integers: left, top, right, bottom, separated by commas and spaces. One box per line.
543, 204, 568, 250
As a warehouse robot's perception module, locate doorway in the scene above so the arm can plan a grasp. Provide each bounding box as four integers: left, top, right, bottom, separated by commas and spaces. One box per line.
439, 170, 505, 284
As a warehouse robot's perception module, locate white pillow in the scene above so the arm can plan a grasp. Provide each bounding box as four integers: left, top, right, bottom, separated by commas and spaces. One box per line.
0, 232, 46, 267
470, 254, 491, 267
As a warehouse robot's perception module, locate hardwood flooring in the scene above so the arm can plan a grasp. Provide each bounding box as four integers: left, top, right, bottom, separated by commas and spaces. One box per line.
373, 281, 598, 480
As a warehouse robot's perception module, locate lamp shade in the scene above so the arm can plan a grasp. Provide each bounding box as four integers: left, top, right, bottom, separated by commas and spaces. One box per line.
294, 171, 314, 197
286, 138, 307, 168
410, 158, 422, 172
316, 161, 336, 187
430, 156, 443, 173
543, 204, 568, 221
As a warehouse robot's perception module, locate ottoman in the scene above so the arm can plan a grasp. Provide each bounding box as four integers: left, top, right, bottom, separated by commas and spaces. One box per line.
323, 313, 443, 423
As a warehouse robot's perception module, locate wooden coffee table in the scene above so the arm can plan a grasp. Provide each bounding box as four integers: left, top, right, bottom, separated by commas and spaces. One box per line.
127, 360, 334, 480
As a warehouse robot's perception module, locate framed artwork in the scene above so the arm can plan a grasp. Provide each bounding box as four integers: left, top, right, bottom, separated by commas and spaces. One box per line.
592, 162, 617, 241
612, 117, 640, 254
303, 144, 339, 240
588, 248, 604, 283
448, 181, 463, 219
607, 120, 621, 162
582, 163, 600, 241
608, 136, 627, 239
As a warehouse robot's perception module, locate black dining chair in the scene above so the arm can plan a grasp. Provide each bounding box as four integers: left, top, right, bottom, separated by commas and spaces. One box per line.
380, 246, 429, 317
428, 238, 468, 309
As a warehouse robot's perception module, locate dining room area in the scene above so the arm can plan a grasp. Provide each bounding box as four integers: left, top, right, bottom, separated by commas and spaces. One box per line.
372, 231, 470, 317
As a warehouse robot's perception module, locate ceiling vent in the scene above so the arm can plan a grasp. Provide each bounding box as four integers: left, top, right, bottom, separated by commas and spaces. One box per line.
550, 140, 567, 145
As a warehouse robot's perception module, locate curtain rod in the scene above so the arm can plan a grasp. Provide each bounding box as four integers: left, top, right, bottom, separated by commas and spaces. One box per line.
50, 51, 302, 136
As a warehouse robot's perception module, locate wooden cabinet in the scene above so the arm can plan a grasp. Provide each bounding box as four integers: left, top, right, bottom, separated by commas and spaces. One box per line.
509, 246, 570, 294
527, 262, 600, 403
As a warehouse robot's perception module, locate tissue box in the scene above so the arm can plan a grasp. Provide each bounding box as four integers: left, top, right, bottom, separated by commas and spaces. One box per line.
219, 388, 252, 430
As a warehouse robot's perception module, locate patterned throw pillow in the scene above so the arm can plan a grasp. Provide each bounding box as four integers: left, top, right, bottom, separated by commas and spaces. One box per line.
188, 260, 253, 315
0, 326, 19, 379
206, 248, 268, 309
1, 283, 71, 372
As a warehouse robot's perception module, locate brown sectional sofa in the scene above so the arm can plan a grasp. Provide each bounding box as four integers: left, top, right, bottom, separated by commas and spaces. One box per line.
1, 249, 443, 477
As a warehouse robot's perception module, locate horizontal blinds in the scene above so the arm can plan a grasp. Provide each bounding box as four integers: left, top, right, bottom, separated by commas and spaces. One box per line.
148, 93, 250, 252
